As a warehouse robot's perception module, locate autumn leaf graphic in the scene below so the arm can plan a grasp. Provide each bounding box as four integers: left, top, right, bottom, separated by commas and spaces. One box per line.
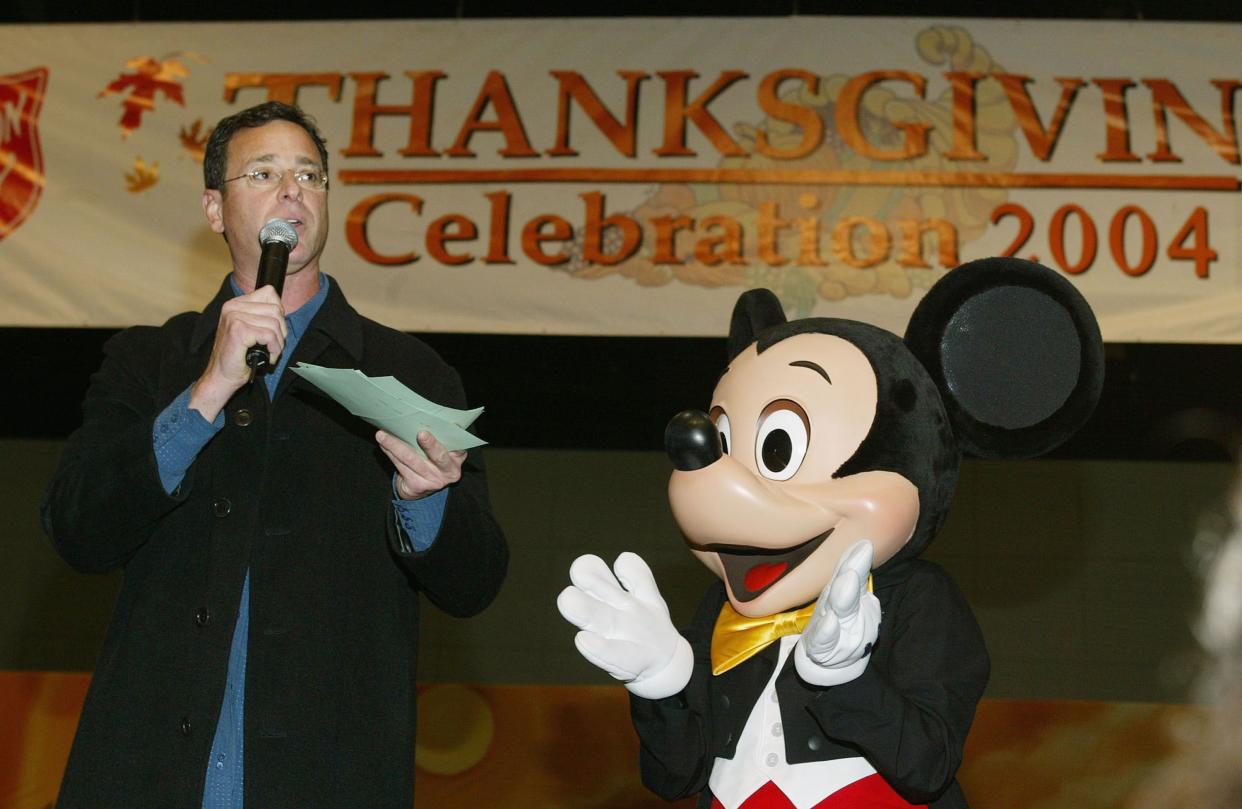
125, 157, 159, 192
179, 118, 211, 162
99, 56, 189, 137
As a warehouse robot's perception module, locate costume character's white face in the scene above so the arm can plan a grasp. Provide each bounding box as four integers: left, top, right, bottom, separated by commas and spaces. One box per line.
669, 333, 919, 618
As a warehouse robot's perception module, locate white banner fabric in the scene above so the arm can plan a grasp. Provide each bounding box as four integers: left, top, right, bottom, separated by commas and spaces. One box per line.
1, 17, 1241, 340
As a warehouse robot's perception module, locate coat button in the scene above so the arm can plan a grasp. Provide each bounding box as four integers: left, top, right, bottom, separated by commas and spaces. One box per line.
180, 717, 193, 736
807, 735, 823, 752
234, 408, 253, 427
719, 693, 730, 710
213, 498, 231, 518
195, 607, 211, 627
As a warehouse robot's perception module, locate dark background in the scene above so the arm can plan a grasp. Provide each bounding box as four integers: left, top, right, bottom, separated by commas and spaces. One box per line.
4, 0, 1241, 460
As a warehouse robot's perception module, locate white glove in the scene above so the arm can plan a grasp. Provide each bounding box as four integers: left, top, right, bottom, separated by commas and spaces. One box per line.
794, 540, 882, 687
557, 552, 694, 700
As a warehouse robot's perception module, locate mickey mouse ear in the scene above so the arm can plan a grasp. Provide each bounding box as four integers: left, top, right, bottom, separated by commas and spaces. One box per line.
728, 288, 788, 361
905, 258, 1104, 459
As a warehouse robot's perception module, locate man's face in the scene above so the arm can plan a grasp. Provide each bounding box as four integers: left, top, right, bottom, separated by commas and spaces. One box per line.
202, 120, 329, 281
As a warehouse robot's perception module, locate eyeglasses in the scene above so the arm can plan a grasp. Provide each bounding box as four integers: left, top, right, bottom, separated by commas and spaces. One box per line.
222, 166, 328, 191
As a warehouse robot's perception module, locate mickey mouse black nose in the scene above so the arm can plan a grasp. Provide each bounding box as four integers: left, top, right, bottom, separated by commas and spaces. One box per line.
665, 409, 723, 472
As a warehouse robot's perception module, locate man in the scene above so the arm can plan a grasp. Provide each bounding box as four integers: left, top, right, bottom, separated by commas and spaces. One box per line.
41, 102, 508, 809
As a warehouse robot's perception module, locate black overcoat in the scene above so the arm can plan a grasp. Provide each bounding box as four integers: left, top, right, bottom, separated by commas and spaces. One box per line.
41, 277, 508, 809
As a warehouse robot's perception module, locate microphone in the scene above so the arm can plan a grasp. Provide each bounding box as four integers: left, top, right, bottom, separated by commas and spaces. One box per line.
245, 219, 299, 372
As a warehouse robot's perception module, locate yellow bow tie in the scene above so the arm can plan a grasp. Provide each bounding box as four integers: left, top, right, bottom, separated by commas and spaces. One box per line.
710, 575, 873, 676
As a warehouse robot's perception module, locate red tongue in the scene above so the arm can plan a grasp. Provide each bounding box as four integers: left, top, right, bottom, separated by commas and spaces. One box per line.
744, 562, 789, 593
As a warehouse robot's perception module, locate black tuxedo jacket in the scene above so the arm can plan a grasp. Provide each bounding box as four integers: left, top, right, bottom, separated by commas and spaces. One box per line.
630, 561, 988, 809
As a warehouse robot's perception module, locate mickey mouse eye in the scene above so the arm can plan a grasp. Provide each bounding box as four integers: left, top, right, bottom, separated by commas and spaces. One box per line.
709, 406, 731, 456
755, 400, 809, 481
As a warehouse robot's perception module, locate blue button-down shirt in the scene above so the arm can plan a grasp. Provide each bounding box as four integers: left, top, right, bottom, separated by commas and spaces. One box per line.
151, 274, 447, 808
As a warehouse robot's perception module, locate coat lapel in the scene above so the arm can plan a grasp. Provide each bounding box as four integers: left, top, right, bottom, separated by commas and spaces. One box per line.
179, 273, 366, 404
273, 278, 364, 402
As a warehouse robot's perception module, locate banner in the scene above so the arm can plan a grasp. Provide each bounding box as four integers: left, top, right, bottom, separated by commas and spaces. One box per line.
1, 18, 1240, 339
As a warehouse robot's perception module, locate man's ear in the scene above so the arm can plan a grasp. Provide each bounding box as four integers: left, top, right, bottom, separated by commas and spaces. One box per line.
203, 189, 225, 235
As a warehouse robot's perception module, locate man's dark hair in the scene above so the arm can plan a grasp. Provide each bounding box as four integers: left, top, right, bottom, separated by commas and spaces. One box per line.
203, 101, 329, 190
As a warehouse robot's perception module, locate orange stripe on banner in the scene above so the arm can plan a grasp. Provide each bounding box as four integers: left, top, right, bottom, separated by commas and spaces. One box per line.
338, 168, 1242, 191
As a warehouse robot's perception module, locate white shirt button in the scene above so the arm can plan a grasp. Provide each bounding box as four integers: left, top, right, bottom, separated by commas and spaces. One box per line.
765, 752, 779, 768
772, 722, 783, 737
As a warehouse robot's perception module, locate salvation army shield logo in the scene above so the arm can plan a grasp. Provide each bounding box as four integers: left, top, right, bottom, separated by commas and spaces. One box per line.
0, 68, 49, 241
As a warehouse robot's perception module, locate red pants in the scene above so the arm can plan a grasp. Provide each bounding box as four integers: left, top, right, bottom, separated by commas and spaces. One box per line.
709, 774, 928, 809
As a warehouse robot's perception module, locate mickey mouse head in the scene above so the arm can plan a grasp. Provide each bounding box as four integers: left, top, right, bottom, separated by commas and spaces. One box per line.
665, 257, 1104, 618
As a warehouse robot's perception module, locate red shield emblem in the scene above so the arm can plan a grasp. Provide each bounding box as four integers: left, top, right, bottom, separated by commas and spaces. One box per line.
0, 67, 49, 241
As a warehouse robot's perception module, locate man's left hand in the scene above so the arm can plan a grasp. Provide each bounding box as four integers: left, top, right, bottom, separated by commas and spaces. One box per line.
377, 430, 465, 500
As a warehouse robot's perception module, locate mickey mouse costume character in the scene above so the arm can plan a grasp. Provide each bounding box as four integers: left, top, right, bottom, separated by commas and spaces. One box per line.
558, 258, 1104, 809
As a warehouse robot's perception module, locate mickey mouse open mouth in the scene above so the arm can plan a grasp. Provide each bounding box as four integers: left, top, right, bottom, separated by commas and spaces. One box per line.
702, 528, 834, 602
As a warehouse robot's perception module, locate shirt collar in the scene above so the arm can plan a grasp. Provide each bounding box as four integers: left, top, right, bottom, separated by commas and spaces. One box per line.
226, 272, 331, 343
191, 272, 362, 364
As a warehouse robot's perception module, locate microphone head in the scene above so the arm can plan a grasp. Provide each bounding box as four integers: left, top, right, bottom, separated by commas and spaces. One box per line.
259, 218, 299, 249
